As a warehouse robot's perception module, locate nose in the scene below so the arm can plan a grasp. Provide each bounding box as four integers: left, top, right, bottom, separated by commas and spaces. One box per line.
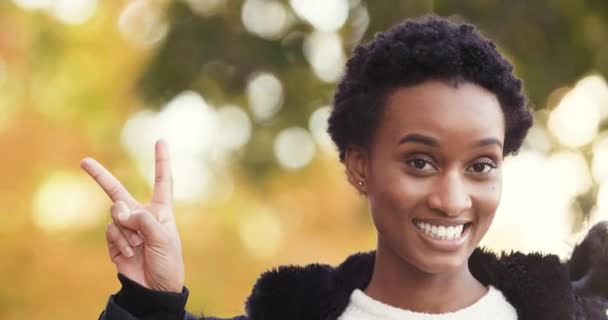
427, 171, 472, 216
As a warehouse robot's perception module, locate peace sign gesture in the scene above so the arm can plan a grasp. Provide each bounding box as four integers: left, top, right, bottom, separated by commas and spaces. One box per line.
81, 140, 184, 293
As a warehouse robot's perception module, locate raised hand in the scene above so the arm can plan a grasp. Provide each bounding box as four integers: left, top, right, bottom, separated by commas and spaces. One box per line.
80, 140, 184, 293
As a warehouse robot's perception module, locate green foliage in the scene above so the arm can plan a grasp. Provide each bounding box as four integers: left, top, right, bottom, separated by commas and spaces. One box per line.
138, 0, 608, 177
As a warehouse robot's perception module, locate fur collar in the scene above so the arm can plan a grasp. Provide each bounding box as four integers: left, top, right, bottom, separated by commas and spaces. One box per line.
245, 222, 608, 320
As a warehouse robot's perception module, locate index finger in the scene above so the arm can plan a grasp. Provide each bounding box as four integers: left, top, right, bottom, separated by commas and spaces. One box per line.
151, 139, 173, 205
80, 157, 138, 208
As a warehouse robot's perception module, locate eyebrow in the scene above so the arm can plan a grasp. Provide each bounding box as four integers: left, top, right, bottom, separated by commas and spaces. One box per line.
398, 133, 503, 148
475, 137, 503, 148
398, 133, 439, 147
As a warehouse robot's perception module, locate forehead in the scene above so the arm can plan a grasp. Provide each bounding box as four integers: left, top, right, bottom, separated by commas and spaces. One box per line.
377, 81, 505, 146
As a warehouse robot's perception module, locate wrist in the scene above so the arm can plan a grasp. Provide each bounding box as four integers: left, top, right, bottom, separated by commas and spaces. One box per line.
116, 273, 188, 317
152, 274, 184, 293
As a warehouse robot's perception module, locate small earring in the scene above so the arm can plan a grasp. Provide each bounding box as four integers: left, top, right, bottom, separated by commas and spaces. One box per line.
358, 181, 367, 197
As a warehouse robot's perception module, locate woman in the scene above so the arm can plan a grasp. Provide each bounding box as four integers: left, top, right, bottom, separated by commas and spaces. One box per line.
82, 15, 608, 319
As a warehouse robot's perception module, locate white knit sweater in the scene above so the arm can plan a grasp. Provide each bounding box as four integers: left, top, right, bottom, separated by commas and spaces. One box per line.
337, 286, 518, 320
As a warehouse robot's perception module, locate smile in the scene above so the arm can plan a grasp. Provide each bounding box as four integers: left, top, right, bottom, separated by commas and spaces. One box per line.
412, 219, 472, 241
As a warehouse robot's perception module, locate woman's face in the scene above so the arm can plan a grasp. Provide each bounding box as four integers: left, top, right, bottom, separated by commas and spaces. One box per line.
352, 80, 505, 274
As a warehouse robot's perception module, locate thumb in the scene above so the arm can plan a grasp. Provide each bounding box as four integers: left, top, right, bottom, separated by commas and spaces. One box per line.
117, 209, 166, 243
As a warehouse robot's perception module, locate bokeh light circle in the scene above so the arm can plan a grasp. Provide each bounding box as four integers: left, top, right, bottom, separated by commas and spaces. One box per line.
274, 127, 316, 170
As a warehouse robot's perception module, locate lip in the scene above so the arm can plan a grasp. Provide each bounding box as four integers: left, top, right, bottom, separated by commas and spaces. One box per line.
412, 220, 472, 252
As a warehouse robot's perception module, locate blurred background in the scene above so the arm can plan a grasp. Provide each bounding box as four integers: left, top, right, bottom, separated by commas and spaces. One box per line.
0, 0, 607, 318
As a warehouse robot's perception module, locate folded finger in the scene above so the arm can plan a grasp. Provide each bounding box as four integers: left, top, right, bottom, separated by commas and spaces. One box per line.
111, 201, 143, 247
117, 209, 165, 243
80, 157, 138, 208
106, 222, 135, 259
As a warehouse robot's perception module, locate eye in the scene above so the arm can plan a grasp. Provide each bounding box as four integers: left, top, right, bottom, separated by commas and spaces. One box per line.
466, 160, 496, 174
406, 158, 437, 173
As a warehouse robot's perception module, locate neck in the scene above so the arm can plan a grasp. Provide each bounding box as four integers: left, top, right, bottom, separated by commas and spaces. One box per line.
364, 238, 487, 314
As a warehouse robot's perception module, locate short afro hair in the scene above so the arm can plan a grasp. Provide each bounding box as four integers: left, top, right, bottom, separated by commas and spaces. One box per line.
328, 15, 533, 162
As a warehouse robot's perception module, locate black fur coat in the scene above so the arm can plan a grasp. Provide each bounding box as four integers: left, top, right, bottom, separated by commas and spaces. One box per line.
102, 222, 608, 319
201, 222, 608, 320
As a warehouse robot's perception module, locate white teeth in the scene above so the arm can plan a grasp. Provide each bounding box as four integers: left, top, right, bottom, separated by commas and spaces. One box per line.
456, 224, 463, 234
414, 221, 467, 240
446, 226, 455, 239
438, 226, 446, 237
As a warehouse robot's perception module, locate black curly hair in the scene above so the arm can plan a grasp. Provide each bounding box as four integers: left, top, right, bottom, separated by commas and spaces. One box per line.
328, 15, 533, 162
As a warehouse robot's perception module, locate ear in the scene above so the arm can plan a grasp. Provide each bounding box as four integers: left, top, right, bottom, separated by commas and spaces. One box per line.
344, 144, 369, 196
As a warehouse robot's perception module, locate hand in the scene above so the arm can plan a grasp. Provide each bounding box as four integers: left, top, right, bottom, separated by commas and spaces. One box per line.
80, 140, 185, 293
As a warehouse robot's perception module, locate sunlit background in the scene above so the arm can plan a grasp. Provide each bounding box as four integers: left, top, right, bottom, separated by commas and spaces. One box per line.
0, 0, 607, 318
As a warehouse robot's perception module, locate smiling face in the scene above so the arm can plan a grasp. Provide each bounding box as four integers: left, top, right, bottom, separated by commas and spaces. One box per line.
347, 80, 505, 274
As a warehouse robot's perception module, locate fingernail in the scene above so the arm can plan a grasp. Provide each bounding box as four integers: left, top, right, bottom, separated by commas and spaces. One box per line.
118, 212, 129, 222
123, 246, 134, 257
131, 234, 143, 246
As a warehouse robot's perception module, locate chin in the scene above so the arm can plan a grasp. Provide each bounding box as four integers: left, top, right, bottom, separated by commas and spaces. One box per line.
410, 253, 470, 275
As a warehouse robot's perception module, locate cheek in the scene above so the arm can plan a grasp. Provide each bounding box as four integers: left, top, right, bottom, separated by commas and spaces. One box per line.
472, 180, 502, 227
368, 174, 428, 228
487, 175, 503, 209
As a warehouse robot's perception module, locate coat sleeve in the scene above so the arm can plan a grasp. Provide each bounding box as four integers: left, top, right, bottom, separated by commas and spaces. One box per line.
567, 221, 608, 319
573, 295, 608, 320
98, 274, 249, 320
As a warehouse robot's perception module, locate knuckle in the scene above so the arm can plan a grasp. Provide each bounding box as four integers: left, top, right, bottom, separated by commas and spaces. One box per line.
91, 171, 102, 180
120, 226, 133, 236
108, 184, 121, 198
105, 223, 124, 241
110, 209, 121, 222
134, 209, 152, 220
105, 222, 114, 234
106, 226, 119, 241
109, 203, 118, 216
129, 211, 145, 226
115, 200, 126, 209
